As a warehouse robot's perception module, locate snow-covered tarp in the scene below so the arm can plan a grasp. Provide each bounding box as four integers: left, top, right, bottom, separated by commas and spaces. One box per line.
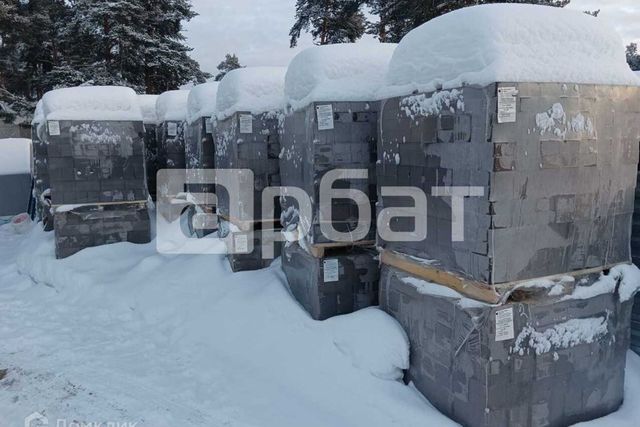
285, 43, 397, 110
216, 67, 287, 120
41, 86, 143, 122
187, 82, 219, 124
0, 138, 32, 175
382, 4, 640, 98
156, 90, 189, 123
31, 100, 44, 126
138, 94, 160, 125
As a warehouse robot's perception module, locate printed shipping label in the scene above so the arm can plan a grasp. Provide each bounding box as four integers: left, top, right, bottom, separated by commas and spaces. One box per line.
239, 114, 253, 134
316, 104, 335, 131
205, 118, 213, 134
167, 122, 178, 137
323, 259, 340, 283
48, 121, 61, 136
497, 87, 518, 124
234, 234, 249, 253
495, 307, 515, 342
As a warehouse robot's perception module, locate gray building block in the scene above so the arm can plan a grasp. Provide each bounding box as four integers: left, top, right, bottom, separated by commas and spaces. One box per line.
282, 242, 379, 320
280, 102, 378, 244
378, 83, 640, 285
380, 264, 634, 427
220, 220, 283, 272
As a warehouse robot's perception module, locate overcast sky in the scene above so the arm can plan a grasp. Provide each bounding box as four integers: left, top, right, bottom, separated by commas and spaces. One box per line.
185, 0, 640, 75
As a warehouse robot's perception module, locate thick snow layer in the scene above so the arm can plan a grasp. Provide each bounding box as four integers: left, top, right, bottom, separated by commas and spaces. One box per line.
216, 67, 287, 120
563, 264, 640, 303
187, 82, 219, 124
31, 100, 44, 125
0, 138, 31, 175
156, 90, 189, 123
285, 43, 396, 110
138, 94, 159, 124
383, 4, 639, 98
41, 86, 143, 122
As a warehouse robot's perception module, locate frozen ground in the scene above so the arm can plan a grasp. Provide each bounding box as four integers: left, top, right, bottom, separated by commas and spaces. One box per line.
1, 222, 639, 427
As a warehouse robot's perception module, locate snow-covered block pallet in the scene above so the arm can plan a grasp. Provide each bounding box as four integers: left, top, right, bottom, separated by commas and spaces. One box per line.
54, 202, 151, 259
380, 263, 639, 427
215, 67, 287, 223
156, 90, 189, 171
282, 242, 379, 320
138, 94, 160, 201
220, 220, 282, 272
280, 43, 395, 245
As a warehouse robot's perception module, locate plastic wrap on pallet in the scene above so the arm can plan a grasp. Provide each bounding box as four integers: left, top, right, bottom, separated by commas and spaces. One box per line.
282, 242, 379, 320
54, 202, 150, 259
43, 120, 148, 206
377, 83, 640, 285
380, 263, 635, 427
215, 111, 282, 222
631, 166, 640, 355
222, 221, 283, 272
279, 101, 378, 244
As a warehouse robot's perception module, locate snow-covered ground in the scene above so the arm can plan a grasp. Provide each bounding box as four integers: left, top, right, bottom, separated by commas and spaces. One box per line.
1, 222, 640, 427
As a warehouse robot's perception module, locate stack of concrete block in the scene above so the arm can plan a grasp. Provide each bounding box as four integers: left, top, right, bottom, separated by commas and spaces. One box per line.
184, 82, 219, 237
215, 67, 287, 271
631, 143, 640, 355
31, 100, 53, 229
138, 94, 159, 201
278, 43, 396, 319
282, 243, 379, 320
374, 4, 640, 425
156, 90, 189, 171
0, 137, 32, 218
41, 86, 151, 259
380, 264, 633, 427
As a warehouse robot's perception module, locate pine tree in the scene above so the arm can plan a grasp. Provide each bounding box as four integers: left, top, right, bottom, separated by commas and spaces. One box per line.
215, 54, 244, 81
627, 43, 640, 71
289, 0, 367, 47
365, 1, 571, 43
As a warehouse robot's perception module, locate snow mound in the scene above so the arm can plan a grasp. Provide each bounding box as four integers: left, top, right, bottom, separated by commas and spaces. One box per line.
216, 67, 287, 120
31, 100, 44, 125
41, 86, 143, 122
325, 308, 409, 380
138, 94, 159, 125
0, 138, 32, 175
156, 90, 189, 123
383, 4, 639, 98
187, 82, 219, 124
286, 43, 396, 110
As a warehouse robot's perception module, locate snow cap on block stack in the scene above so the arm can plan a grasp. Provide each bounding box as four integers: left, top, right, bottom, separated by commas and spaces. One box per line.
216, 66, 287, 120
156, 90, 189, 123
41, 86, 143, 122
138, 94, 160, 125
382, 4, 640, 99
285, 43, 397, 111
31, 100, 44, 125
187, 81, 219, 124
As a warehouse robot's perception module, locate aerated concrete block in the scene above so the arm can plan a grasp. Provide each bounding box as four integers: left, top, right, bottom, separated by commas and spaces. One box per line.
280, 102, 378, 244
378, 83, 640, 285
380, 264, 634, 427
282, 243, 379, 320
144, 123, 159, 200
221, 221, 283, 272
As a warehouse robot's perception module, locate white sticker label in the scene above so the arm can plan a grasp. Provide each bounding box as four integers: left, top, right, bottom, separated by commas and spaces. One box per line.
495, 307, 515, 342
48, 121, 61, 136
323, 259, 339, 283
316, 104, 335, 131
205, 118, 213, 134
234, 234, 249, 253
497, 87, 518, 124
167, 122, 178, 137
239, 114, 253, 134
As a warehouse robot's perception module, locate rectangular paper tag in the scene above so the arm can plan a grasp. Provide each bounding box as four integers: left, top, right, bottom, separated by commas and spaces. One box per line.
48, 121, 61, 136
234, 234, 249, 253
323, 259, 339, 283
495, 307, 515, 342
205, 119, 213, 134
239, 114, 253, 134
497, 87, 518, 124
316, 104, 335, 131
167, 122, 178, 137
